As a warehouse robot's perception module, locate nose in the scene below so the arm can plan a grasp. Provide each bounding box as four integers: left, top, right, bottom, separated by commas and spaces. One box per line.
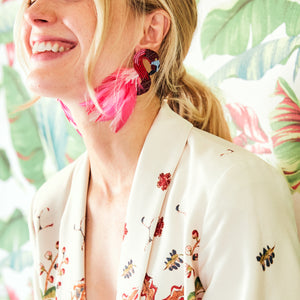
24, 0, 57, 26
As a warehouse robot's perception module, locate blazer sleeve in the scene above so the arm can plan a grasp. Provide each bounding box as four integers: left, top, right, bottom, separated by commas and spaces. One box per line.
198, 160, 300, 300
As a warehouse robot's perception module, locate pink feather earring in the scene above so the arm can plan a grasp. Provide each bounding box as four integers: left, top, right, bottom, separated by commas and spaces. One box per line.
80, 48, 160, 132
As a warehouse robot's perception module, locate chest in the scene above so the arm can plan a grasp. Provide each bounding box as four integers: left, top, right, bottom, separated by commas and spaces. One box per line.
85, 193, 128, 299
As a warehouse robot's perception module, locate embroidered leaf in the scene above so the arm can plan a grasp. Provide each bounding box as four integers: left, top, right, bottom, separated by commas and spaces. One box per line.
122, 260, 136, 279
164, 249, 184, 271
256, 245, 275, 271
201, 0, 300, 58
209, 36, 300, 85
42, 286, 56, 299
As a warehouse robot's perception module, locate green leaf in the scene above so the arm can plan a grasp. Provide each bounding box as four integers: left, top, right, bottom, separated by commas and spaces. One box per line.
277, 77, 299, 106
64, 119, 85, 164
294, 49, 300, 81
0, 1, 20, 44
43, 286, 56, 299
0, 149, 11, 181
2, 65, 46, 188
0, 249, 33, 271
201, 0, 300, 58
209, 36, 300, 85
0, 209, 29, 252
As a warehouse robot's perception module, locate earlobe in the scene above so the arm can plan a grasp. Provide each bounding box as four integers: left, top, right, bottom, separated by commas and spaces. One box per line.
136, 10, 170, 52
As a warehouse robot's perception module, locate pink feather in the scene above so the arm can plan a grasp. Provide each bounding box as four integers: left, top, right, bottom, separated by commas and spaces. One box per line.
81, 68, 140, 132
58, 99, 81, 135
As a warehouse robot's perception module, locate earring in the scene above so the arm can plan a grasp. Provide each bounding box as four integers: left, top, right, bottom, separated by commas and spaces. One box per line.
80, 49, 160, 133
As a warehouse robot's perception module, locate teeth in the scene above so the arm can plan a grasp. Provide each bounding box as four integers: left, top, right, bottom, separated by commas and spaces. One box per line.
32, 41, 72, 54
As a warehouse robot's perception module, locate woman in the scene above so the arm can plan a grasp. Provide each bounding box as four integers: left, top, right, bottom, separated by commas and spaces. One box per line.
15, 0, 300, 299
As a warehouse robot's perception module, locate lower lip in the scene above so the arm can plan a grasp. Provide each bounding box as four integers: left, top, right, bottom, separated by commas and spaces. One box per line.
31, 49, 73, 62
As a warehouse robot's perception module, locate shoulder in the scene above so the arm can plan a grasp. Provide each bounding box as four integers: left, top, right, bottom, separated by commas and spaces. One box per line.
186, 127, 282, 182
178, 126, 292, 212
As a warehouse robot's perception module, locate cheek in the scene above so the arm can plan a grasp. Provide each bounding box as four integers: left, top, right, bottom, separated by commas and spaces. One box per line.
21, 22, 32, 55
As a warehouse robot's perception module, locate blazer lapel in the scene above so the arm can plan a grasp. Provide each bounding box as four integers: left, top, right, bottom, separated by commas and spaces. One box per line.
56, 152, 89, 298
116, 102, 193, 298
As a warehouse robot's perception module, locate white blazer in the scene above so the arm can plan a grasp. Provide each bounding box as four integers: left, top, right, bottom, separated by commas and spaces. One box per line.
29, 102, 300, 299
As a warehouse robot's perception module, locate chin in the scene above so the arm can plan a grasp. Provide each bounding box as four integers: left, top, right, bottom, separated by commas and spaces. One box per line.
26, 72, 84, 101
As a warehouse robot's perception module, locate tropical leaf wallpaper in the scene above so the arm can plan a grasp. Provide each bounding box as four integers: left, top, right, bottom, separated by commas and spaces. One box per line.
0, 0, 299, 298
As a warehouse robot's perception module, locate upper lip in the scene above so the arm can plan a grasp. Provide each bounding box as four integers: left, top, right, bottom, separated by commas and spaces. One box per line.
30, 36, 77, 49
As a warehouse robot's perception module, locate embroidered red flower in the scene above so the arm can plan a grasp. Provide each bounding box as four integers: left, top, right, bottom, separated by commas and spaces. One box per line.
123, 223, 128, 240
157, 173, 171, 191
154, 217, 164, 237
192, 230, 199, 239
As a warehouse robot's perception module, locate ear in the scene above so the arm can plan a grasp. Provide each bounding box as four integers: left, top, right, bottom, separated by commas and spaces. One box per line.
135, 10, 170, 52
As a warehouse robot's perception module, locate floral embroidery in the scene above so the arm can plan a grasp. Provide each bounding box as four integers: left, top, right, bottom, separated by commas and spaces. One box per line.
157, 173, 171, 191
122, 288, 139, 300
40, 241, 68, 298
162, 285, 184, 300
154, 217, 164, 237
38, 208, 54, 232
185, 264, 195, 279
71, 278, 86, 300
141, 217, 155, 249
54, 246, 69, 285
220, 148, 234, 157
175, 204, 186, 216
122, 260, 136, 279
164, 249, 184, 271
123, 223, 128, 240
256, 245, 275, 271
141, 274, 158, 299
74, 217, 85, 251
187, 277, 205, 300
185, 230, 200, 261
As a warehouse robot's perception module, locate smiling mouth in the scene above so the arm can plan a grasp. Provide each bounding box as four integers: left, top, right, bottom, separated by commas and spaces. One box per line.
32, 41, 76, 54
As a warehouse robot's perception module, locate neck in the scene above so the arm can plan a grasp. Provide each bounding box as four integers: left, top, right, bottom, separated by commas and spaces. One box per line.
64, 94, 161, 198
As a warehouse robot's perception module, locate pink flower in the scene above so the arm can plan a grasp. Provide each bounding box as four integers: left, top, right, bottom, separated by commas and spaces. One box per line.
49, 276, 54, 283
65, 257, 69, 264
44, 251, 52, 261
157, 173, 171, 191
185, 245, 192, 256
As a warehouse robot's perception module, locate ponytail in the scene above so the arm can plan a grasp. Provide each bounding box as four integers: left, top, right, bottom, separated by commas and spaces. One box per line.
164, 71, 232, 141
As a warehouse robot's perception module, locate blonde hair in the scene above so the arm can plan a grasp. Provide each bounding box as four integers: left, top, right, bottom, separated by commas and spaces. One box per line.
129, 0, 231, 141
14, 0, 231, 141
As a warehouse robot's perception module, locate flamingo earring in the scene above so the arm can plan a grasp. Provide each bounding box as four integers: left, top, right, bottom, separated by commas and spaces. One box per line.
80, 49, 160, 132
